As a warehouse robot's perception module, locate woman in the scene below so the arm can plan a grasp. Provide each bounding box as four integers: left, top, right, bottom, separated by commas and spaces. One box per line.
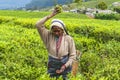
36, 7, 76, 80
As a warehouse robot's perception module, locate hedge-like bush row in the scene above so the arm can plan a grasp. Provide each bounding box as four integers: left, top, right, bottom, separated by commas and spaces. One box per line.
95, 13, 120, 20
74, 25, 120, 42
0, 16, 36, 28
0, 16, 120, 42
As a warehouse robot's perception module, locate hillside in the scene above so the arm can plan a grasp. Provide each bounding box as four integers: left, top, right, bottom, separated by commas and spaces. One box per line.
0, 0, 119, 10
81, 0, 120, 8
0, 0, 73, 10
24, 0, 120, 10
25, 0, 73, 10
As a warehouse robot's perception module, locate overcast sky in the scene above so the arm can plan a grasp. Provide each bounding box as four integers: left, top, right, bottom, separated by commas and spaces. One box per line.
0, 0, 31, 9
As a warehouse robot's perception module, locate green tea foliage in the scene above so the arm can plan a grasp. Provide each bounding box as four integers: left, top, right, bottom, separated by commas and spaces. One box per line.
0, 11, 120, 79
95, 13, 120, 20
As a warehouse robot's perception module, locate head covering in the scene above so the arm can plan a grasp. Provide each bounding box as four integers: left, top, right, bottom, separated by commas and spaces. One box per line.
50, 19, 69, 35
50, 19, 65, 30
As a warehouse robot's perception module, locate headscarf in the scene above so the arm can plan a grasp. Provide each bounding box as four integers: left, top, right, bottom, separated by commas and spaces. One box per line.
50, 19, 69, 35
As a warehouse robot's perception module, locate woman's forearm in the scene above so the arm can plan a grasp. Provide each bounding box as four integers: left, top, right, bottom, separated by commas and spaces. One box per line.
35, 5, 61, 28
35, 16, 50, 28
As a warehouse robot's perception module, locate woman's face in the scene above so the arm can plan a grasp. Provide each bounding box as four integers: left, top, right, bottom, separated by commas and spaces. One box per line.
51, 26, 63, 37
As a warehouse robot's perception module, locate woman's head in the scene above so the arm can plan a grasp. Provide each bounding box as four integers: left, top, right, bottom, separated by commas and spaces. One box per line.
50, 19, 65, 37
51, 26, 63, 37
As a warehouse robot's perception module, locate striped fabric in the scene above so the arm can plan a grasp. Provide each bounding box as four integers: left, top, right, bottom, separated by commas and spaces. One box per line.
47, 55, 72, 79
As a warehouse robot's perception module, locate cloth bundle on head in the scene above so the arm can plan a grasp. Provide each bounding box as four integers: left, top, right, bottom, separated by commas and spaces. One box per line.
50, 19, 69, 35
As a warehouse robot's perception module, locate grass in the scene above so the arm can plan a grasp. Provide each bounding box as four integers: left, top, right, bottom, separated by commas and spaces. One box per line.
0, 10, 89, 19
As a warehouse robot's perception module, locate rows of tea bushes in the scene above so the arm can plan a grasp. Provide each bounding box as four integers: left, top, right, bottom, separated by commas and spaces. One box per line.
0, 15, 120, 42
0, 22, 85, 80
95, 13, 120, 20
0, 15, 120, 80
0, 10, 88, 19
0, 23, 49, 80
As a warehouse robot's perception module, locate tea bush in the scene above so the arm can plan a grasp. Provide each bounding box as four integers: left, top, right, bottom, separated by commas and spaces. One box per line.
0, 11, 120, 79
95, 13, 120, 20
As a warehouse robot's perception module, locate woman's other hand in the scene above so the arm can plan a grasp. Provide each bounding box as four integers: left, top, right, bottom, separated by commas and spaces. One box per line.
56, 65, 66, 74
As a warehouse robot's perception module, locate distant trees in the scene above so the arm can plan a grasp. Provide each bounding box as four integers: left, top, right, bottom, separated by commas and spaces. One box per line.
74, 0, 82, 3
114, 7, 120, 13
74, 0, 83, 7
74, 0, 92, 2
97, 2, 107, 10
25, 0, 73, 10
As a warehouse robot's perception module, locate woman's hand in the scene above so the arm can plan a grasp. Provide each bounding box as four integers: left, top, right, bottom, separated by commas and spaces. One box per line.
48, 5, 62, 19
56, 65, 66, 74
53, 5, 62, 15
